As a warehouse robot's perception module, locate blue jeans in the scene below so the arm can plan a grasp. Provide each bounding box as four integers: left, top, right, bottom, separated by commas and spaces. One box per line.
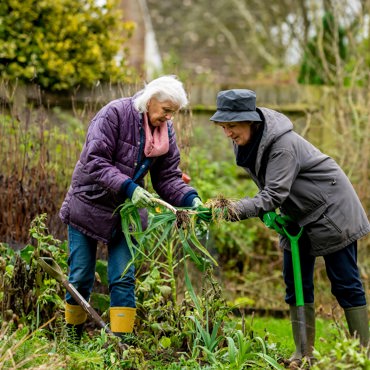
66, 225, 136, 308
283, 236, 366, 308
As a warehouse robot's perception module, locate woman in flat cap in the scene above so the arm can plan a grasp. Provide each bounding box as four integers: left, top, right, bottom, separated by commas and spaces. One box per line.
207, 89, 369, 366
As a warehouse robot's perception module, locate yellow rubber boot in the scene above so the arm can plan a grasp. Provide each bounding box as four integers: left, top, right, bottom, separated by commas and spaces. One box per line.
65, 302, 87, 343
110, 307, 136, 340
65, 302, 87, 325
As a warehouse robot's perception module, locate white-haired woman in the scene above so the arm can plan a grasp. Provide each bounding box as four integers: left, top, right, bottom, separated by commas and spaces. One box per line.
59, 75, 205, 342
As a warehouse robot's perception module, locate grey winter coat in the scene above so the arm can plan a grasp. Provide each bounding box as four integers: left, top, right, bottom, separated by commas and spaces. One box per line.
235, 107, 370, 256
59, 97, 198, 243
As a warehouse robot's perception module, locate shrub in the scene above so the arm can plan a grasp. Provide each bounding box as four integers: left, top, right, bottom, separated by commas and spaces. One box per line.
0, 0, 135, 91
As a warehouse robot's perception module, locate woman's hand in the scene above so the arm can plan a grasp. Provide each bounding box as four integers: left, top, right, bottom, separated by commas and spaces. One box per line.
131, 187, 156, 208
192, 198, 213, 223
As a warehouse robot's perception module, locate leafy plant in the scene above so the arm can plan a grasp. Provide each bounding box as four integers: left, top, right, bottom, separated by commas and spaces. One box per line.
190, 314, 223, 358
0, 316, 64, 368
311, 335, 370, 370
0, 214, 67, 327
0, 0, 135, 91
117, 199, 286, 368
119, 200, 217, 280
221, 330, 284, 370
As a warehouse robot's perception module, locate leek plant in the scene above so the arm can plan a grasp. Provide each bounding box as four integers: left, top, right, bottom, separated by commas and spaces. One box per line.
119, 200, 217, 305
118, 200, 284, 369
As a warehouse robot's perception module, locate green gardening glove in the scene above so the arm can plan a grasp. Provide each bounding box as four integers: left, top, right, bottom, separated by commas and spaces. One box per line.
262, 211, 293, 236
131, 186, 155, 208
192, 198, 212, 223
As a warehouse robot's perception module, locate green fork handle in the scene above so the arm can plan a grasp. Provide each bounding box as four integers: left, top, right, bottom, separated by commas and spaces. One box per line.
283, 226, 304, 307
283, 226, 308, 356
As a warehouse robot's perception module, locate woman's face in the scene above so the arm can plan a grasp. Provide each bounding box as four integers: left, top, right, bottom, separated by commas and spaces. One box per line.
147, 98, 179, 126
217, 121, 254, 146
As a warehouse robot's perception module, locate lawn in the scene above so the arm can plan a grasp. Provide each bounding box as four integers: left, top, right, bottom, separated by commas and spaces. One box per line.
251, 314, 341, 357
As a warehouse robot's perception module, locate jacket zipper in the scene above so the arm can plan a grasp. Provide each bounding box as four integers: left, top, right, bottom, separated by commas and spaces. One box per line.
323, 213, 342, 233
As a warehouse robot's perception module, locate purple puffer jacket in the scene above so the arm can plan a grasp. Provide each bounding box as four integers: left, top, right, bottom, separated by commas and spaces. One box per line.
59, 97, 198, 243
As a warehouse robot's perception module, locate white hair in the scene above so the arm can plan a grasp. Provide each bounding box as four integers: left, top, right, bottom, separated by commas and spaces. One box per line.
133, 75, 189, 112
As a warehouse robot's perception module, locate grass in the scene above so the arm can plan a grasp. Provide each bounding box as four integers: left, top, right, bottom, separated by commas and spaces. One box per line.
0, 313, 362, 369
250, 314, 346, 358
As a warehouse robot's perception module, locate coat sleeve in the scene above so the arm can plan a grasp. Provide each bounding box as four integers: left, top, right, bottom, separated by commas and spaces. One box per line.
79, 105, 132, 192
237, 147, 300, 219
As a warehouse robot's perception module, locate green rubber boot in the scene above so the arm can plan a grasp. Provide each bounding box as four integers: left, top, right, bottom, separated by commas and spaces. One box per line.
288, 303, 316, 366
344, 305, 369, 347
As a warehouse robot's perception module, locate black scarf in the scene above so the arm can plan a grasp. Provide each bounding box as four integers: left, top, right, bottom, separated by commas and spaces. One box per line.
236, 121, 265, 174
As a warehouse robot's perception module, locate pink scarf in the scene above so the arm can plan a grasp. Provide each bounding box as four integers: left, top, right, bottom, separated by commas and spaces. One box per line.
143, 113, 169, 157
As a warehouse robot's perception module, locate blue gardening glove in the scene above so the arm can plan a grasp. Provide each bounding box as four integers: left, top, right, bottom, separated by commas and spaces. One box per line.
192, 198, 212, 223
131, 186, 155, 208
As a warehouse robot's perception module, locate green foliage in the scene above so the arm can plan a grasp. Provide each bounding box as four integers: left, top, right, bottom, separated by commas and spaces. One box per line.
190, 314, 223, 355
115, 199, 284, 368
29, 213, 68, 268
311, 336, 370, 370
0, 323, 67, 368
0, 0, 135, 91
221, 330, 283, 369
0, 214, 67, 327
298, 12, 347, 85
119, 200, 217, 273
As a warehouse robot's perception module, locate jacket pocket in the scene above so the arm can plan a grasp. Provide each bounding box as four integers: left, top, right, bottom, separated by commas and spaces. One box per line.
69, 194, 120, 243
322, 213, 342, 233
74, 184, 124, 211
297, 202, 327, 227
304, 212, 343, 252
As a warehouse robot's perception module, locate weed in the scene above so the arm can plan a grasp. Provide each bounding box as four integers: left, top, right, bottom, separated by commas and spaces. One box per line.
0, 214, 67, 328
205, 194, 241, 223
